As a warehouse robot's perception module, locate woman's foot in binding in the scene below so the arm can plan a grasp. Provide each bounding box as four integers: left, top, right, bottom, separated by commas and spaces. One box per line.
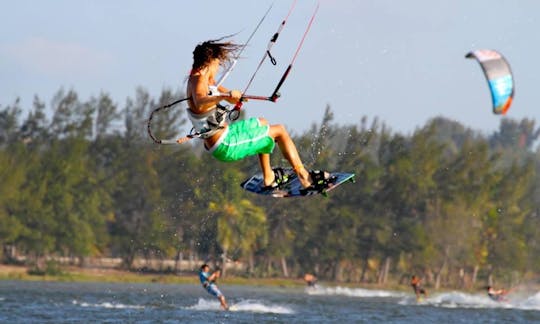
299, 169, 332, 192
262, 167, 289, 191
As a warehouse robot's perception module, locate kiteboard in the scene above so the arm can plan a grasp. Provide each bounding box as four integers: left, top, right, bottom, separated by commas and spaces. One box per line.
488, 294, 509, 303
240, 168, 355, 198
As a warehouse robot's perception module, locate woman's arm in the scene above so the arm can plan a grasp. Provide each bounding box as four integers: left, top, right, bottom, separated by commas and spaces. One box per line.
215, 84, 242, 104
209, 76, 242, 104
190, 75, 232, 113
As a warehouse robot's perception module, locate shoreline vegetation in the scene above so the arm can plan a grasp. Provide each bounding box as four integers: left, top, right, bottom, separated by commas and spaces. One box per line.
0, 263, 416, 291
4, 263, 534, 295
0, 263, 321, 288
2, 89, 540, 293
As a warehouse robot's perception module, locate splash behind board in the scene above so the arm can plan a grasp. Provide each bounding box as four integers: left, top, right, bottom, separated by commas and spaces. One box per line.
240, 168, 355, 198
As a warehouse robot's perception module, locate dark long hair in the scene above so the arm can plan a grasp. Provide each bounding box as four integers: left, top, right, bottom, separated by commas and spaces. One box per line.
192, 37, 242, 71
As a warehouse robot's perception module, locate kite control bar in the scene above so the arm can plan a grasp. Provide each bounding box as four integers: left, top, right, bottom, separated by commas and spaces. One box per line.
242, 94, 280, 102
227, 93, 281, 121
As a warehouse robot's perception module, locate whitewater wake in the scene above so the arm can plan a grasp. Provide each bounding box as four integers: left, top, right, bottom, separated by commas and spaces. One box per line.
72, 299, 144, 309
305, 285, 540, 311
400, 291, 540, 311
187, 298, 295, 314
305, 285, 407, 298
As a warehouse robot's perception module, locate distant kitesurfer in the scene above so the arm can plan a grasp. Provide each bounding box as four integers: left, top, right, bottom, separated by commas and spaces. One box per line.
199, 264, 229, 310
485, 285, 508, 302
304, 273, 317, 287
410, 275, 428, 300
186, 39, 329, 192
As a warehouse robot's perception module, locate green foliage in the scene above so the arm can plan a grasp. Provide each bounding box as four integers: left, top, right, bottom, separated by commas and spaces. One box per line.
1, 89, 539, 288
27, 260, 64, 276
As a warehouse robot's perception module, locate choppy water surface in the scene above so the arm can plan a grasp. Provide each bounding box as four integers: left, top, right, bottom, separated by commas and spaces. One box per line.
1, 280, 539, 323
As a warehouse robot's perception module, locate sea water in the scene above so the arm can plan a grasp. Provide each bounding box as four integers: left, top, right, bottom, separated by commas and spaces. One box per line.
1, 280, 539, 323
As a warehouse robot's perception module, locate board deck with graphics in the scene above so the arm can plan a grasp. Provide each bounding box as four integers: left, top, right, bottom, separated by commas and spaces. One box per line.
241, 168, 355, 198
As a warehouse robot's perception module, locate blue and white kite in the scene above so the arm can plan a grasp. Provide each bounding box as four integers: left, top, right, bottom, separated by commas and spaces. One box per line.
466, 49, 514, 115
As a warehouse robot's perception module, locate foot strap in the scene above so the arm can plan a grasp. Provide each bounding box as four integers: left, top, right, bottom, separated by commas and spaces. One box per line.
261, 167, 290, 191
300, 170, 333, 195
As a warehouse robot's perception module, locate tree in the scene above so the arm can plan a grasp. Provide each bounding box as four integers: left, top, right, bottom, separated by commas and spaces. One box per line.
93, 92, 120, 139
0, 99, 22, 145
20, 96, 49, 144
0, 145, 26, 261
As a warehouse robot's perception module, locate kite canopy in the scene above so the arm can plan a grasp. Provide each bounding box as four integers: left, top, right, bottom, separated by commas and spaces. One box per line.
466, 49, 514, 115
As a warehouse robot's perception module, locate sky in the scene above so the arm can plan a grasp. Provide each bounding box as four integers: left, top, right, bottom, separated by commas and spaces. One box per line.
1, 0, 540, 136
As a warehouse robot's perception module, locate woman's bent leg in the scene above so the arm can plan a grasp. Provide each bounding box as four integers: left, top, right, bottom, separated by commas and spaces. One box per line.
258, 154, 275, 186
267, 124, 311, 188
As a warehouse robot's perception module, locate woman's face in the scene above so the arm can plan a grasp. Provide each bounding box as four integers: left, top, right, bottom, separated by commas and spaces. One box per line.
208, 58, 220, 75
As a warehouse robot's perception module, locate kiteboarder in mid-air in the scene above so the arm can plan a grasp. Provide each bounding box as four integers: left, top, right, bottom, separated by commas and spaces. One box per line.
145, 3, 356, 197
185, 39, 329, 192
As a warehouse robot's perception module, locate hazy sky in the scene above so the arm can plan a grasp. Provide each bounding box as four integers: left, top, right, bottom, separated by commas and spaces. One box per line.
1, 0, 539, 135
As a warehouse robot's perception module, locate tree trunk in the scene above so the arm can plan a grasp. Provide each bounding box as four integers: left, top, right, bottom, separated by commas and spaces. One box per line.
360, 247, 372, 282
188, 240, 195, 270
79, 256, 86, 267
221, 250, 227, 277
378, 257, 391, 284
458, 268, 465, 289
472, 265, 479, 286
248, 253, 255, 275
281, 256, 289, 278
334, 261, 343, 282
434, 271, 441, 289
174, 251, 183, 273
124, 246, 136, 270
36, 254, 46, 271
435, 257, 448, 289
2, 244, 16, 263
434, 246, 450, 289
266, 256, 272, 276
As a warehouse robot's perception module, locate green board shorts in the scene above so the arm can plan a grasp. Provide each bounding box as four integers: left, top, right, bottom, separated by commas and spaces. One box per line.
210, 117, 275, 162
